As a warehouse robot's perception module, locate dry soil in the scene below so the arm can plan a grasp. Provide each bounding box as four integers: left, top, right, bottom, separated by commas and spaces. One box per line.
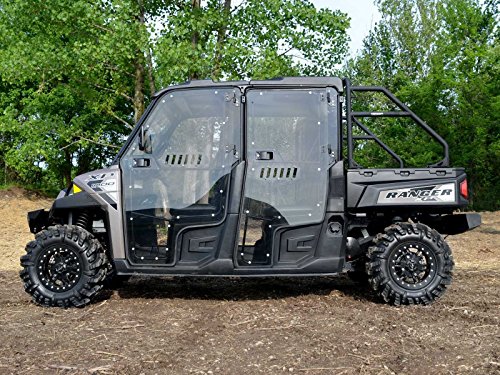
0, 188, 498, 375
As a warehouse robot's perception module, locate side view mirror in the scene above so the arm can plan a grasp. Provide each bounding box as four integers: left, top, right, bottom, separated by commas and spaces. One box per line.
138, 125, 145, 151
138, 126, 153, 154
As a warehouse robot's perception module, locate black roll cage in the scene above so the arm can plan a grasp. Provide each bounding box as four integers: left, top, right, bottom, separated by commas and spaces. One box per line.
342, 78, 450, 169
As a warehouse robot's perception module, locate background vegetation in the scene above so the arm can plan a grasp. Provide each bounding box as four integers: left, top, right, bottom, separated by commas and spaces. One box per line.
347, 0, 499, 210
0, 0, 498, 210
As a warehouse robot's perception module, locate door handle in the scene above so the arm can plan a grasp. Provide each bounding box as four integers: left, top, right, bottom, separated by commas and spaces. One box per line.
256, 151, 273, 160
133, 158, 151, 168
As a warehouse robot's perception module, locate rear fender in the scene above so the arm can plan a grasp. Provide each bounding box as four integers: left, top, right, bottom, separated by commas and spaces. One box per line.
426, 213, 481, 235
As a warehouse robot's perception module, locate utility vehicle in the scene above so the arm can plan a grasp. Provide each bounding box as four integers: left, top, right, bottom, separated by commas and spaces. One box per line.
20, 77, 481, 307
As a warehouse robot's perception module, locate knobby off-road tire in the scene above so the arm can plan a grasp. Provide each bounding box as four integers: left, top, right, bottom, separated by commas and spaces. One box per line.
366, 222, 454, 306
20, 225, 109, 308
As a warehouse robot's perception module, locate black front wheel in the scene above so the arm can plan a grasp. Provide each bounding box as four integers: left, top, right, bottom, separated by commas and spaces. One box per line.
20, 225, 109, 308
366, 223, 454, 306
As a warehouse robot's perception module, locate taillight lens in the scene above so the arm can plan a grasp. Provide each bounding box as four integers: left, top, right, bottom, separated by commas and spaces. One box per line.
460, 179, 468, 199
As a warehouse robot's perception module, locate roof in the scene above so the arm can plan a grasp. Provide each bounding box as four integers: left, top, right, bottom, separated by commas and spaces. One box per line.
153, 77, 344, 98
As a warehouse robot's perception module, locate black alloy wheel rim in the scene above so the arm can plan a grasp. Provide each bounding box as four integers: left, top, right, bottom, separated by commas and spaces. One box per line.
388, 242, 437, 290
37, 246, 83, 292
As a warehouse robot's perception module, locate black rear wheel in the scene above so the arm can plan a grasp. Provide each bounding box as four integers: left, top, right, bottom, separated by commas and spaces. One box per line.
20, 225, 108, 308
366, 222, 453, 306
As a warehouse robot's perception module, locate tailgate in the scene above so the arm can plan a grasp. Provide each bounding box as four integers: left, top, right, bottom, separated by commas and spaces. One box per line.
346, 168, 469, 209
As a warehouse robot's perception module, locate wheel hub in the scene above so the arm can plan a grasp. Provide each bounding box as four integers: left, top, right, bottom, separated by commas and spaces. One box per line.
389, 242, 437, 289
37, 246, 83, 292
54, 263, 66, 273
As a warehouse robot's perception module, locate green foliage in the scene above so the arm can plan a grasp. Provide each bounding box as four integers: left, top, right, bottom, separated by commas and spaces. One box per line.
347, 0, 499, 210
153, 0, 350, 84
1, 0, 496, 211
0, 0, 142, 189
0, 0, 349, 193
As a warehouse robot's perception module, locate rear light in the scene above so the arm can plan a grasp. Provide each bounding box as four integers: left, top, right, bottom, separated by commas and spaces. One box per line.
460, 179, 468, 199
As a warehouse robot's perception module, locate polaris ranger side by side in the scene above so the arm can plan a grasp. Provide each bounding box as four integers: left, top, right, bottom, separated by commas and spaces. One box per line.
21, 77, 481, 307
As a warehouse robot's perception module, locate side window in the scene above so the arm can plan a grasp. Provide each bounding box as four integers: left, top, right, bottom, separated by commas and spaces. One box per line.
123, 88, 239, 213
162, 116, 228, 207
244, 89, 330, 225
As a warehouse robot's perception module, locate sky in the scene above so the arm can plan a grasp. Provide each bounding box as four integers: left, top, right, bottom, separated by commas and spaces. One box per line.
309, 0, 381, 56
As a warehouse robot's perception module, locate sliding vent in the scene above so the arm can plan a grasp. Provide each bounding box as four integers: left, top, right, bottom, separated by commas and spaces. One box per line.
165, 154, 202, 166
259, 167, 298, 179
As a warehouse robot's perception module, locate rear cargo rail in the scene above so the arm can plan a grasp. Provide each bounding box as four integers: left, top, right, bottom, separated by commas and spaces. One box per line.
343, 78, 450, 169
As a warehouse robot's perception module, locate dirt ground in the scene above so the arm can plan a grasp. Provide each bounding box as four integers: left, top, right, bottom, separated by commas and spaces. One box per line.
0, 188, 498, 375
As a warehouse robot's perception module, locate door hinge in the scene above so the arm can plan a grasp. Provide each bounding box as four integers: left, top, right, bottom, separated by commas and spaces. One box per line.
225, 92, 241, 107
225, 144, 239, 158
327, 91, 336, 107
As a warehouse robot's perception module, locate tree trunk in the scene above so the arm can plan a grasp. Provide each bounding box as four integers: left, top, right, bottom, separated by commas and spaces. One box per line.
134, 60, 145, 124
190, 0, 201, 80
212, 0, 232, 80
134, 0, 146, 123
63, 149, 73, 187
146, 46, 156, 97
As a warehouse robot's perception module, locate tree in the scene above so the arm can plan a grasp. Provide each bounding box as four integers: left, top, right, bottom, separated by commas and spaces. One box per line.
347, 0, 499, 210
0, 0, 350, 193
153, 0, 350, 84
0, 0, 141, 189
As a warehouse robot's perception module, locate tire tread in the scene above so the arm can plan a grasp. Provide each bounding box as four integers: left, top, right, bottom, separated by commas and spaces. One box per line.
19, 225, 108, 308
366, 222, 454, 306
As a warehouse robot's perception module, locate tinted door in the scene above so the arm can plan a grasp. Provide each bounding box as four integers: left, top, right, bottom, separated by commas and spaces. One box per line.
238, 88, 335, 267
121, 88, 241, 265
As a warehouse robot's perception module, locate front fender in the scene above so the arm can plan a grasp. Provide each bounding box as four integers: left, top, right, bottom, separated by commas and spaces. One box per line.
51, 190, 103, 211
28, 191, 104, 234
27, 209, 50, 234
